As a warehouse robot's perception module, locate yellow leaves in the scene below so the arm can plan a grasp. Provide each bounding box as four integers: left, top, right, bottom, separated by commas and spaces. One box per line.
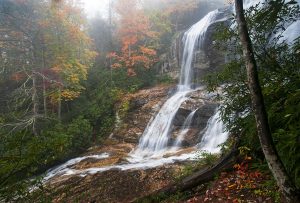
61, 89, 81, 101
49, 89, 83, 102
69, 74, 80, 83
84, 50, 98, 61
111, 63, 122, 69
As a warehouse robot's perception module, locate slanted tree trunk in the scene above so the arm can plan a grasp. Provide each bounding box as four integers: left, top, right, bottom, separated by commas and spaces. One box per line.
235, 1, 299, 202
58, 86, 62, 121
32, 72, 38, 136
42, 47, 47, 117
42, 77, 47, 117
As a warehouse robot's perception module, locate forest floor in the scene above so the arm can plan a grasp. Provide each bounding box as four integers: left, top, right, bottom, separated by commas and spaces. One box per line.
180, 160, 280, 203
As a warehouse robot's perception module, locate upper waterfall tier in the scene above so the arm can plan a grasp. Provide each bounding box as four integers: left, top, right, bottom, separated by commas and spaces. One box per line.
179, 10, 220, 89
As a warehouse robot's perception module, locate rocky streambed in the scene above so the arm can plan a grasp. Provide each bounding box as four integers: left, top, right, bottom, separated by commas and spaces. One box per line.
41, 84, 223, 202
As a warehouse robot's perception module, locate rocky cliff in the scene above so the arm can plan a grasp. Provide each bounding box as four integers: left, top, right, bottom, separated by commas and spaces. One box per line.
159, 7, 231, 83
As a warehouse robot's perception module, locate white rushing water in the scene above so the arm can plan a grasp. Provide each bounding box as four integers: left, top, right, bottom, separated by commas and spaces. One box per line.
129, 9, 223, 160
43, 9, 230, 181
174, 108, 198, 147
43, 110, 229, 180
44, 153, 110, 181
179, 10, 220, 89
198, 110, 229, 153
242, 0, 300, 43
132, 90, 190, 157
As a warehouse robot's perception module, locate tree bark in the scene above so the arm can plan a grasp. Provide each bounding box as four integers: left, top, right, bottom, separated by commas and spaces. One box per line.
58, 86, 61, 121
43, 77, 47, 117
42, 47, 47, 117
235, 1, 300, 202
32, 72, 38, 136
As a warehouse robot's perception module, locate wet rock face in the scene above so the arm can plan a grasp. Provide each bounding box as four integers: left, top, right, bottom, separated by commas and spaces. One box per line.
171, 89, 218, 147
173, 102, 217, 127
111, 85, 172, 143
159, 32, 184, 81
159, 7, 231, 82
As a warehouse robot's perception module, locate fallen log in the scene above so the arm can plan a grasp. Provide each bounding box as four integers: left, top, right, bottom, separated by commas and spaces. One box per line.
133, 138, 240, 202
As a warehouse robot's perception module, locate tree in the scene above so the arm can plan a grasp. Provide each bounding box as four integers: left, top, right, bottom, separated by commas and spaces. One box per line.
0, 0, 96, 133
109, 0, 158, 76
234, 0, 300, 202
41, 0, 97, 119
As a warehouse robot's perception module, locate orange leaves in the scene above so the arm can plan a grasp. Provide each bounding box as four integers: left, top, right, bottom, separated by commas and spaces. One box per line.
11, 72, 25, 81
51, 65, 62, 73
106, 52, 118, 59
110, 0, 158, 76
140, 46, 157, 56
38, 20, 51, 29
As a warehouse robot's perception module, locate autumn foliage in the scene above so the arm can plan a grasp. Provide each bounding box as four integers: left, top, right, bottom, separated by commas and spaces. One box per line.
185, 149, 277, 203
42, 2, 97, 102
108, 0, 158, 76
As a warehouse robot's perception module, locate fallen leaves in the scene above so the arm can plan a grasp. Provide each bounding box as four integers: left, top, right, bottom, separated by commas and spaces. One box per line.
184, 156, 277, 203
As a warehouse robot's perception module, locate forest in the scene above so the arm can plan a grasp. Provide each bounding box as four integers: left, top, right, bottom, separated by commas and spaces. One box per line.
0, 0, 299, 202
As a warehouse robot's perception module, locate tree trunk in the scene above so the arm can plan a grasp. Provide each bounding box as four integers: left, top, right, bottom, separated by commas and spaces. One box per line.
235, 1, 300, 202
42, 47, 47, 117
58, 86, 61, 121
43, 77, 47, 117
32, 72, 38, 136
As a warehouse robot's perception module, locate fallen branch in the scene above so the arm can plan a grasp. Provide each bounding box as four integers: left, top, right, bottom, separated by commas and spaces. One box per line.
133, 138, 240, 202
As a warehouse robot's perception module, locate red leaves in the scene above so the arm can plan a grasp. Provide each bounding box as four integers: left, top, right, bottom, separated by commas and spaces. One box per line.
187, 156, 272, 203
110, 0, 158, 76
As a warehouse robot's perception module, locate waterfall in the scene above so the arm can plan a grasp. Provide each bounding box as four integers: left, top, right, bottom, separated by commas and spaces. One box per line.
198, 110, 228, 153
174, 109, 198, 147
42, 2, 299, 180
130, 9, 222, 159
43, 10, 231, 180
133, 90, 190, 157
179, 10, 219, 89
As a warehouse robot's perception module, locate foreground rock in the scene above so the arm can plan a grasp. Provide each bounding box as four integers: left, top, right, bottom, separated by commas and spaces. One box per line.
42, 85, 220, 202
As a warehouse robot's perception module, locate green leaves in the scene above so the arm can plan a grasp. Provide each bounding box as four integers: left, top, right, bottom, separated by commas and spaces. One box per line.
205, 0, 300, 189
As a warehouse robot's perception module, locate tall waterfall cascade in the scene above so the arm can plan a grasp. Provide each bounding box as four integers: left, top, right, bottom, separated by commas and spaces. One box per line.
129, 9, 228, 161
44, 9, 231, 180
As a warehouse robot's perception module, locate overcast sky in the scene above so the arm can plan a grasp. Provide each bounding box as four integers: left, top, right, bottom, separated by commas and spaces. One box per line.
82, 0, 110, 18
